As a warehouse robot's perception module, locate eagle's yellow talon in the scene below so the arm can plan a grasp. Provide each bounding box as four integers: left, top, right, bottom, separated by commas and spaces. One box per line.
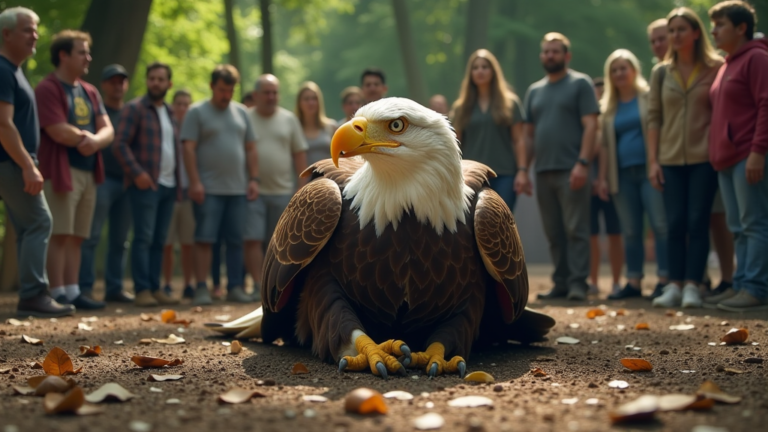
339, 335, 405, 378
408, 343, 466, 377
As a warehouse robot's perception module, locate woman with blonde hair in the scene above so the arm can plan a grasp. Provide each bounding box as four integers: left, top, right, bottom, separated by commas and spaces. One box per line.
597, 49, 669, 300
646, 7, 724, 308
295, 81, 338, 166
450, 49, 529, 212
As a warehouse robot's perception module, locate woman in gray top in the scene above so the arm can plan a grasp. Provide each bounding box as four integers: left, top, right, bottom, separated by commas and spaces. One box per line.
295, 81, 337, 166
450, 49, 529, 212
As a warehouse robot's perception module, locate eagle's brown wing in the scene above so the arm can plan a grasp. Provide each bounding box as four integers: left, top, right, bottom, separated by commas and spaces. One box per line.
262, 177, 343, 312
473, 187, 528, 323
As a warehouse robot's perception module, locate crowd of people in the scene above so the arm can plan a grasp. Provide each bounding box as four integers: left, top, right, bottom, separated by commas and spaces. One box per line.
0, 0, 766, 319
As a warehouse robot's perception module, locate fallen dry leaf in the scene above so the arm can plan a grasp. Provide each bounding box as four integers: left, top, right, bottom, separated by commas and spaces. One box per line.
656, 394, 701, 411
413, 412, 445, 430
291, 363, 310, 375
586, 308, 605, 319
530, 367, 547, 377
382, 390, 414, 401
218, 388, 266, 404
171, 319, 192, 327
608, 380, 629, 389
723, 367, 744, 375
151, 334, 185, 345
464, 371, 494, 383
14, 375, 75, 396
609, 395, 658, 423
44, 387, 85, 414
6, 318, 30, 326
21, 334, 44, 345
139, 313, 155, 322
42, 347, 82, 376
147, 374, 184, 382
31, 361, 44, 369
138, 339, 153, 345
620, 358, 653, 372
85, 383, 136, 403
721, 328, 749, 345
81, 316, 98, 323
344, 388, 388, 414
302, 395, 328, 403
79, 346, 102, 357
635, 323, 650, 330
230, 340, 242, 354
556, 336, 580, 344
160, 309, 177, 323
447, 395, 494, 408
130, 356, 183, 368
616, 309, 627, 316
669, 324, 695, 331
77, 323, 93, 331
697, 381, 742, 404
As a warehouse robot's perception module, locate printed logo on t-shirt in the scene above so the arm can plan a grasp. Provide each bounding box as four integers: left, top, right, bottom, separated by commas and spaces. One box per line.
74, 95, 91, 126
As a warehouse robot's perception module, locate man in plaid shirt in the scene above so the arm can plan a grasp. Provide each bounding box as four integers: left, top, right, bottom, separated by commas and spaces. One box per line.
113, 62, 181, 307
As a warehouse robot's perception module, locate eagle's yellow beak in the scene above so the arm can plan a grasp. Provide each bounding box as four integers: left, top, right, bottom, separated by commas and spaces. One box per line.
331, 117, 400, 168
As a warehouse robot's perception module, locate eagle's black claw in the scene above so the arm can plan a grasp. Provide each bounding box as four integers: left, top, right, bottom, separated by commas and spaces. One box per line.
458, 361, 467, 379
429, 362, 438, 378
400, 344, 411, 367
338, 358, 348, 373
397, 366, 407, 376
376, 362, 388, 379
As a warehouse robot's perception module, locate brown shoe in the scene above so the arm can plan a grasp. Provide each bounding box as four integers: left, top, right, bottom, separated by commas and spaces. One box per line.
153, 290, 180, 305
17, 293, 76, 318
135, 290, 159, 307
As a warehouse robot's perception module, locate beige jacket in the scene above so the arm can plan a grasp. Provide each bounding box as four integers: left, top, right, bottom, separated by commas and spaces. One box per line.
600, 90, 650, 195
647, 59, 723, 166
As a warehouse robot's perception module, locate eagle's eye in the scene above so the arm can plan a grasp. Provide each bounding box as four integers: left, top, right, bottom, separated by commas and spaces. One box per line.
387, 118, 408, 134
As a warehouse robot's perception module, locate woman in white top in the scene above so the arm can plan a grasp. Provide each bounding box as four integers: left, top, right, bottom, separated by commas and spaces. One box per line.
294, 81, 338, 167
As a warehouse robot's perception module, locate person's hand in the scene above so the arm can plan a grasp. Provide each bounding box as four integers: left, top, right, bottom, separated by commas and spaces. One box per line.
569, 163, 588, 190
648, 161, 664, 191
596, 178, 609, 201
77, 132, 99, 156
134, 172, 156, 191
22, 165, 44, 196
188, 181, 205, 204
746, 152, 765, 185
247, 180, 259, 201
514, 170, 532, 196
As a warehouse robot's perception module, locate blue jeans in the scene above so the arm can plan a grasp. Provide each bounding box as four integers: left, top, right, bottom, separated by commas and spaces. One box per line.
0, 161, 53, 299
612, 165, 669, 280
128, 185, 176, 293
718, 158, 768, 300
193, 194, 246, 288
661, 163, 718, 282
79, 176, 131, 296
488, 175, 517, 213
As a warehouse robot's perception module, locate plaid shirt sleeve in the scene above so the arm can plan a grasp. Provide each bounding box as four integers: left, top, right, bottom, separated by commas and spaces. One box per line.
113, 102, 144, 179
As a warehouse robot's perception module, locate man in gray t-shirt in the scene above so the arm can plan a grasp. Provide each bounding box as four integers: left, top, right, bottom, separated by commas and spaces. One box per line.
180, 65, 260, 306
522, 32, 599, 301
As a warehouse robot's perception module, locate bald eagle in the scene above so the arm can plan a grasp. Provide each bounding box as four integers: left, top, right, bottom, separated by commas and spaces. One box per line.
206, 98, 555, 378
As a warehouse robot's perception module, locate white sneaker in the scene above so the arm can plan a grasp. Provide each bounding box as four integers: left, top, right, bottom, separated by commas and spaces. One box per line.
681, 283, 703, 308
652, 283, 682, 308
611, 283, 622, 296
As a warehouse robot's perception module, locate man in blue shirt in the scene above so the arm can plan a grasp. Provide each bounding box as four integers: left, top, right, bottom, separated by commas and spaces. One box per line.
0, 7, 74, 317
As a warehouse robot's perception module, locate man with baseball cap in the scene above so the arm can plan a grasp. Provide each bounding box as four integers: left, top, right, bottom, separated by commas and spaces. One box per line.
78, 63, 135, 304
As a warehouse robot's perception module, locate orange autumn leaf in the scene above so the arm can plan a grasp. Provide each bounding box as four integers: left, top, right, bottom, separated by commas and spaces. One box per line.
291, 363, 310, 375
620, 358, 653, 371
530, 367, 547, 377
21, 334, 44, 345
344, 388, 388, 415
139, 313, 155, 322
79, 346, 102, 357
171, 319, 193, 327
130, 355, 183, 368
635, 323, 650, 330
721, 328, 749, 345
160, 309, 178, 324
43, 347, 78, 376
586, 308, 605, 319
616, 309, 627, 316
44, 387, 85, 414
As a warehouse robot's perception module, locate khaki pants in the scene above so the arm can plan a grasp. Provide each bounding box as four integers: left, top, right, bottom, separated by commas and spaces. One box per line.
166, 199, 195, 246
43, 167, 97, 238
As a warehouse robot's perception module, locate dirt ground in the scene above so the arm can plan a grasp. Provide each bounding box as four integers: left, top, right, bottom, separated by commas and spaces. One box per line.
0, 264, 766, 432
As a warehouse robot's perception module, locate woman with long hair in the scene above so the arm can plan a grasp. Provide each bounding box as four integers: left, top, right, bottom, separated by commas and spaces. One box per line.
597, 49, 669, 300
294, 81, 338, 167
646, 7, 724, 308
450, 49, 530, 212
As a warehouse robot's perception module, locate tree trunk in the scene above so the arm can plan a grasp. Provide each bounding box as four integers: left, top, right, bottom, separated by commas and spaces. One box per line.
0, 210, 19, 292
463, 0, 491, 63
391, 0, 427, 104
80, 0, 153, 88
260, 0, 274, 74
224, 0, 243, 97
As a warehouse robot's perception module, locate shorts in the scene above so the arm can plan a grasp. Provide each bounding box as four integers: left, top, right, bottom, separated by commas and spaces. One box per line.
711, 188, 725, 214
44, 167, 97, 238
165, 199, 195, 245
590, 194, 621, 236
192, 194, 246, 244
244, 194, 292, 242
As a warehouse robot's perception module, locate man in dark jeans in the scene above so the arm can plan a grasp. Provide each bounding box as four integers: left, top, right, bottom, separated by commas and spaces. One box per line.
78, 64, 134, 303
114, 62, 181, 307
0, 7, 74, 317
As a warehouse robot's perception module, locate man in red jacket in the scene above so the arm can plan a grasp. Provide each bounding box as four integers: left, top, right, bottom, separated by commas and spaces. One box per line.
706, 0, 768, 312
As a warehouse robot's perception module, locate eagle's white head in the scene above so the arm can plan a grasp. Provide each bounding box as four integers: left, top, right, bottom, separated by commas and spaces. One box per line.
331, 97, 474, 236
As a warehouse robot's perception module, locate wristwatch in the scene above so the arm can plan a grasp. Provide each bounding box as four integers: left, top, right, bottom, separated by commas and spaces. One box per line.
577, 158, 589, 167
